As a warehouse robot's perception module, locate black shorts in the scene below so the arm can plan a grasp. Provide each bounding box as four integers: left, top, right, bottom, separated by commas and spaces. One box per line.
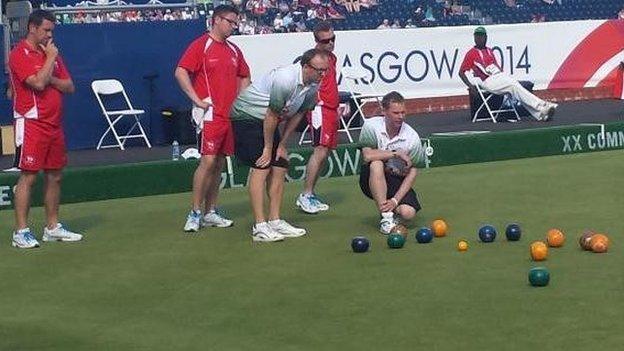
359, 163, 422, 212
232, 119, 289, 169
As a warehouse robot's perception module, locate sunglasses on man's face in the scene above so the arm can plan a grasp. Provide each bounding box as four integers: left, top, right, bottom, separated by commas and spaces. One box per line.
316, 36, 336, 44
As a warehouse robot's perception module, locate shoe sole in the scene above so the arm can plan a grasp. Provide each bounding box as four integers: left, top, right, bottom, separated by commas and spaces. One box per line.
276, 232, 307, 238
42, 235, 82, 242
201, 222, 234, 228
252, 236, 285, 242
296, 200, 320, 214
183, 227, 199, 233
12, 241, 39, 248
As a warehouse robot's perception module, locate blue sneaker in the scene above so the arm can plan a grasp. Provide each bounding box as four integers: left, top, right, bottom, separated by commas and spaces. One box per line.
183, 210, 201, 232
12, 228, 40, 249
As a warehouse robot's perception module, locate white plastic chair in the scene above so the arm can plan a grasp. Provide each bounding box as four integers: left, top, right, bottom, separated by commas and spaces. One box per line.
340, 67, 384, 142
472, 83, 520, 123
91, 79, 152, 150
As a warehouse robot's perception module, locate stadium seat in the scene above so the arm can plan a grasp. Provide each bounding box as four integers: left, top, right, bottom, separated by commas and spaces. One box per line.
91, 79, 152, 150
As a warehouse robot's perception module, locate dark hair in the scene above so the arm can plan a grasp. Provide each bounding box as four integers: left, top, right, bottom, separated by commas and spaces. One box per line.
313, 21, 333, 41
300, 48, 327, 66
382, 91, 405, 109
212, 4, 239, 20
28, 9, 55, 28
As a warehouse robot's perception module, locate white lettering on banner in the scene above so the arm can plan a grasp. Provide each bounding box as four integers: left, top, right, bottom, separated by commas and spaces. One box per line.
229, 19, 594, 99
288, 153, 306, 182
332, 149, 360, 177
562, 134, 583, 152
0, 186, 11, 206
286, 149, 361, 182
588, 131, 624, 150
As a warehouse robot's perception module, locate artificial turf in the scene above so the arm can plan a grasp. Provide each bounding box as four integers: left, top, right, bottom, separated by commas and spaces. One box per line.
1, 150, 623, 350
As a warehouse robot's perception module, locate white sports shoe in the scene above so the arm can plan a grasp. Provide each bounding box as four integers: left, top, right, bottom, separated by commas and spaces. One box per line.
42, 223, 83, 242
379, 212, 395, 235
12, 228, 40, 249
312, 194, 329, 211
252, 222, 285, 242
184, 210, 201, 232
296, 193, 320, 214
202, 210, 234, 228
268, 219, 307, 238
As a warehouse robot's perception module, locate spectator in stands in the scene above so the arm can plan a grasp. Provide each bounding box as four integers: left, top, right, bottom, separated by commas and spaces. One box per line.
360, 0, 376, 9
391, 18, 401, 28
458, 26, 557, 122
424, 5, 436, 22
326, 2, 345, 19
377, 18, 390, 29
413, 6, 424, 22
405, 18, 416, 28
9, 10, 82, 249
341, 0, 361, 13
618, 7, 624, 20
273, 13, 285, 32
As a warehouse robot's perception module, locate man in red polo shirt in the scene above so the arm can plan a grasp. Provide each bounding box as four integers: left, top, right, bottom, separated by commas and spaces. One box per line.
459, 26, 557, 121
296, 21, 339, 214
9, 9, 81, 249
175, 5, 250, 232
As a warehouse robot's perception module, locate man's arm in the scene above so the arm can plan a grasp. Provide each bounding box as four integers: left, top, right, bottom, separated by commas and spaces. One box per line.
362, 148, 412, 168
50, 77, 74, 94
255, 107, 280, 168
392, 167, 418, 204
239, 76, 251, 92
24, 41, 58, 91
174, 66, 209, 109
280, 112, 303, 144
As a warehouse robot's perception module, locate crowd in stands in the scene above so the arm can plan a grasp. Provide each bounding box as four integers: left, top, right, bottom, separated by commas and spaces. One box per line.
46, 0, 624, 30
55, 8, 195, 23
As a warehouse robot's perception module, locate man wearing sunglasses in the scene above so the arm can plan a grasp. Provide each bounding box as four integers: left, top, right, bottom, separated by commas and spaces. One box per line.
231, 49, 329, 242
176, 5, 251, 232
296, 21, 338, 215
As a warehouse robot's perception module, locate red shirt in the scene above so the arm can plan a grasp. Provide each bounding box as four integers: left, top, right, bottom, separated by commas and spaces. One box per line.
9, 40, 71, 128
459, 46, 501, 81
177, 34, 250, 121
319, 51, 339, 110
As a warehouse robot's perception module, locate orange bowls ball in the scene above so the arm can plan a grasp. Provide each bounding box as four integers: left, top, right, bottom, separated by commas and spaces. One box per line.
457, 240, 468, 252
431, 219, 448, 237
590, 233, 609, 253
546, 228, 565, 247
530, 241, 548, 261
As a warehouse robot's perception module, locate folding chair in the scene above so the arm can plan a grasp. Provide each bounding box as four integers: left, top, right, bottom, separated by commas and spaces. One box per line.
340, 67, 384, 142
472, 83, 520, 123
91, 79, 152, 150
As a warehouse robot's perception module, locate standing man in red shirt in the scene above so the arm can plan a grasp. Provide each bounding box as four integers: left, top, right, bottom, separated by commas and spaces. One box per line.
459, 26, 557, 121
296, 21, 338, 214
9, 9, 81, 249
176, 5, 251, 232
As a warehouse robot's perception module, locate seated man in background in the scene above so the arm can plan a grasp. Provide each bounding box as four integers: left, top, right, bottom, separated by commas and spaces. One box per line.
359, 92, 424, 235
459, 26, 557, 121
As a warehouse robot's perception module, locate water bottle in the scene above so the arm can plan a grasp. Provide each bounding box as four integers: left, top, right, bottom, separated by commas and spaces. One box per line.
172, 140, 180, 161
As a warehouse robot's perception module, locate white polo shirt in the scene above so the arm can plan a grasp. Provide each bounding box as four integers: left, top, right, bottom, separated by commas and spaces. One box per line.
231, 63, 318, 122
359, 116, 424, 165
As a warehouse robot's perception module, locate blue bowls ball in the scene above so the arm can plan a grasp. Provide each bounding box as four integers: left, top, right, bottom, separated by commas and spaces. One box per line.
351, 236, 370, 253
505, 223, 522, 241
478, 225, 497, 243
415, 227, 434, 243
